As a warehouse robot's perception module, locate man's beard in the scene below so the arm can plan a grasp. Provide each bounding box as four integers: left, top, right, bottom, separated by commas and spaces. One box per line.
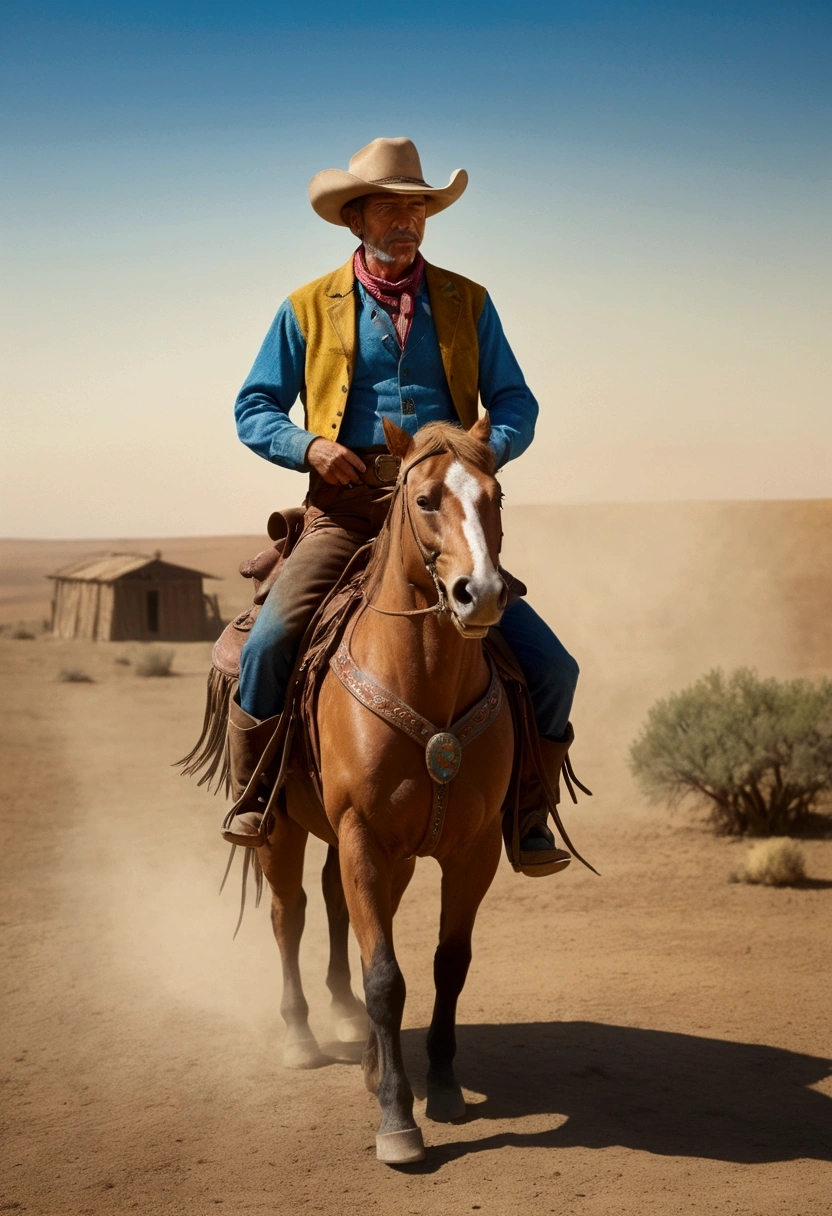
363, 231, 421, 266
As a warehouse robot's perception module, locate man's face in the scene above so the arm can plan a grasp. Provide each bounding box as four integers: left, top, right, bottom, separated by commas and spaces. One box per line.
348, 193, 427, 264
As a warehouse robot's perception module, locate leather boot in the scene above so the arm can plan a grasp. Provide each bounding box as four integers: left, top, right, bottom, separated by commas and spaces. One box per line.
505, 725, 576, 878
221, 699, 281, 847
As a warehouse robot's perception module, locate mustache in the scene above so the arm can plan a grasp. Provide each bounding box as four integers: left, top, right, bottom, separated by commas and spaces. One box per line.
381, 230, 420, 245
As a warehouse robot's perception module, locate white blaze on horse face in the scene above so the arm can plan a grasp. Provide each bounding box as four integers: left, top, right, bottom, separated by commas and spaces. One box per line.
444, 460, 498, 588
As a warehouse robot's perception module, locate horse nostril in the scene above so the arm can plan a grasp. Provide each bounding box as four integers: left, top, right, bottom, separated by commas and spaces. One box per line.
452, 577, 473, 606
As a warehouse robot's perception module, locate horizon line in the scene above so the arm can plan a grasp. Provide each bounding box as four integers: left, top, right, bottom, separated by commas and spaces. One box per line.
3, 495, 831, 546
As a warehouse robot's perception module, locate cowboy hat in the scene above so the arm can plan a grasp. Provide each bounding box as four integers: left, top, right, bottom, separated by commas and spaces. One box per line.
308, 137, 468, 227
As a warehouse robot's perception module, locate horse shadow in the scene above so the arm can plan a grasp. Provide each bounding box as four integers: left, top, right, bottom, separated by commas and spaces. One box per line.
390, 1021, 832, 1170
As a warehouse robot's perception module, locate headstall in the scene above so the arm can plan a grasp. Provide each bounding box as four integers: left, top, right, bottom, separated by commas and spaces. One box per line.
363, 446, 450, 619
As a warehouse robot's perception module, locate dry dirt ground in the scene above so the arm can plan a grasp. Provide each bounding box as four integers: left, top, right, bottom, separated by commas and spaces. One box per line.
1, 503, 831, 1216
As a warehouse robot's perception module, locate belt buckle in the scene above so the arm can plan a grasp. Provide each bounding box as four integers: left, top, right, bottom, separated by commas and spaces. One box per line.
373, 454, 400, 484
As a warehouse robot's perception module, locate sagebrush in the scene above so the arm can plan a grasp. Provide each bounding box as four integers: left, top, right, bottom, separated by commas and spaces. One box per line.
59, 667, 94, 684
630, 668, 832, 836
135, 647, 175, 678
737, 838, 807, 886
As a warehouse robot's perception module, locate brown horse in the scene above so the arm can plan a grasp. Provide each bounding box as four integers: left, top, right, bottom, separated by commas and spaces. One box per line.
257, 415, 515, 1164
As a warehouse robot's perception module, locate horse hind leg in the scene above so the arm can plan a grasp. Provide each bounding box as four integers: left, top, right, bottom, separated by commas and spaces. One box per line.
258, 812, 327, 1069
426, 825, 502, 1122
321, 845, 368, 1043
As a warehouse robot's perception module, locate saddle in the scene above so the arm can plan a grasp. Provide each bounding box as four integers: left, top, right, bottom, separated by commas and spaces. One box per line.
179, 509, 594, 874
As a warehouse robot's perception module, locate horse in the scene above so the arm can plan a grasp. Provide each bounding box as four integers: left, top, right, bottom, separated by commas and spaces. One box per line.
254, 415, 516, 1164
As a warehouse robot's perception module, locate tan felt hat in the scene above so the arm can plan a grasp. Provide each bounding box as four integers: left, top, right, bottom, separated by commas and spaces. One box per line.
308, 137, 468, 226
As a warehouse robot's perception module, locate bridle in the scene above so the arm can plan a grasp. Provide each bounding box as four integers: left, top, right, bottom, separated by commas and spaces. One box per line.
364, 446, 451, 619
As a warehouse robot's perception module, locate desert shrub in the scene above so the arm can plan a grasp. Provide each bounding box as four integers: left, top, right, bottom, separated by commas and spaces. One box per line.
58, 667, 94, 684
630, 668, 832, 836
735, 838, 807, 886
11, 626, 36, 640
135, 646, 174, 678
114, 656, 131, 666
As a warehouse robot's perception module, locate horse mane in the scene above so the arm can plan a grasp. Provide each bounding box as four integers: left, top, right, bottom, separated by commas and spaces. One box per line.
363, 422, 496, 597
408, 420, 496, 476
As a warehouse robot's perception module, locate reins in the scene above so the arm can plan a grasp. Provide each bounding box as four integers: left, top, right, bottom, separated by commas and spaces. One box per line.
364, 446, 450, 619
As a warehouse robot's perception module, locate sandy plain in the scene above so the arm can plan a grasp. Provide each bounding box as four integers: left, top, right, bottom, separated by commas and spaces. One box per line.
1, 501, 831, 1216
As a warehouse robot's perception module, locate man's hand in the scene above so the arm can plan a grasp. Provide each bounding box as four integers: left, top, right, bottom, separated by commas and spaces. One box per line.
306, 438, 367, 486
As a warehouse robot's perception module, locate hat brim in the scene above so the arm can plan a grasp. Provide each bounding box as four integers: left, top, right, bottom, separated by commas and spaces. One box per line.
308, 167, 468, 226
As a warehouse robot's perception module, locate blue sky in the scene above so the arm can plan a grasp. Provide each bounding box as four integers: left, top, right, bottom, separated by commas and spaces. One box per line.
2, 2, 830, 536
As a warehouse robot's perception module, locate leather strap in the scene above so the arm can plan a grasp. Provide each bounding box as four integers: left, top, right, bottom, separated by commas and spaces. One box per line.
516, 696, 599, 876
331, 613, 503, 749
423, 782, 450, 856
329, 607, 504, 856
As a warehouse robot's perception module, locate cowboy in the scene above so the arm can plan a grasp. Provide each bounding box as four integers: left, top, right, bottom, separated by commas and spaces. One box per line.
225, 137, 580, 876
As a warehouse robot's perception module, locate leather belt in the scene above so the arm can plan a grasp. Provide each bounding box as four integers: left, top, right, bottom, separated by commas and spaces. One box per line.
355, 451, 401, 488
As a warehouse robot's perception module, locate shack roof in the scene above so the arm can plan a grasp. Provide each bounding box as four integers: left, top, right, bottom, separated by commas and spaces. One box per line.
47, 552, 218, 583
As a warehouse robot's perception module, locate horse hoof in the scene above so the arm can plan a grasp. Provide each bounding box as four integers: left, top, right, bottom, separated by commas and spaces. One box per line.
283, 1036, 327, 1070
376, 1127, 426, 1165
425, 1084, 467, 1122
336, 1013, 369, 1043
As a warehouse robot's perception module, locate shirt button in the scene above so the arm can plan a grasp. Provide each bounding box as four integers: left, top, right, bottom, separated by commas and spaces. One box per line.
336, 410, 343, 417
341, 385, 348, 393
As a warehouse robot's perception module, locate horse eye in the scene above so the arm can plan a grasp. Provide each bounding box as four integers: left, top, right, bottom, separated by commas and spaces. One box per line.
416, 495, 430, 509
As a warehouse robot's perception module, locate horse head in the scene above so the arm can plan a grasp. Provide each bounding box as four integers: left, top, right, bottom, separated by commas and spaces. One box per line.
382, 416, 508, 638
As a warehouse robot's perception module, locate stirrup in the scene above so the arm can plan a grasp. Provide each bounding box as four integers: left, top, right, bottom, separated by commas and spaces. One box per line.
507, 841, 572, 878
221, 803, 269, 849
508, 817, 572, 878
516, 847, 572, 877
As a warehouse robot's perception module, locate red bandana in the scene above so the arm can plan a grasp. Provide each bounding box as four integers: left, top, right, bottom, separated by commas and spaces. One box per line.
353, 247, 425, 349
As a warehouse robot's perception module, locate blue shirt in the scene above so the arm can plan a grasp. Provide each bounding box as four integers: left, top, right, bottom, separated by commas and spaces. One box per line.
235, 275, 538, 471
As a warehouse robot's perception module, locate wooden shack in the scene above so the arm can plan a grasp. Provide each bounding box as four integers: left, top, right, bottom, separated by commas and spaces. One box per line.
48, 552, 221, 642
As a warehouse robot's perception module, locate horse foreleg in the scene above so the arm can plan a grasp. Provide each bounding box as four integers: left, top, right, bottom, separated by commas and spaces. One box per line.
258, 814, 325, 1070
321, 844, 367, 1042
426, 824, 502, 1122
339, 830, 423, 1164
361, 854, 416, 1097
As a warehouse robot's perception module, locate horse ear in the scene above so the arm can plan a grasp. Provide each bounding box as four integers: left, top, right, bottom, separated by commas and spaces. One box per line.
469, 412, 492, 445
382, 417, 415, 461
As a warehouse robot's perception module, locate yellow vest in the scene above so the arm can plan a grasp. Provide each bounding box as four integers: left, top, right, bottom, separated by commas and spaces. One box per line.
289, 256, 487, 441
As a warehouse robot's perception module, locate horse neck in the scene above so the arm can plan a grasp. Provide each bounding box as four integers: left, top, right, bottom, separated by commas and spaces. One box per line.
357, 515, 489, 729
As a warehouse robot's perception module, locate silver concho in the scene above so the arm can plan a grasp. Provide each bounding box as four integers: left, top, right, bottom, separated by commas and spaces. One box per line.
425, 731, 462, 784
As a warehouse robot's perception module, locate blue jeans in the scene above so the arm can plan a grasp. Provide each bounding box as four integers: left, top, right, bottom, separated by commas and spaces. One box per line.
497, 599, 579, 742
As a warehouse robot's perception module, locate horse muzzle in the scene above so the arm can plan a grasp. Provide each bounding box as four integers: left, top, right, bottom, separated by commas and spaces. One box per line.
446, 572, 507, 636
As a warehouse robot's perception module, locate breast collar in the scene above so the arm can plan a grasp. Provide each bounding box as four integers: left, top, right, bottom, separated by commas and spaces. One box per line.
329, 605, 504, 856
